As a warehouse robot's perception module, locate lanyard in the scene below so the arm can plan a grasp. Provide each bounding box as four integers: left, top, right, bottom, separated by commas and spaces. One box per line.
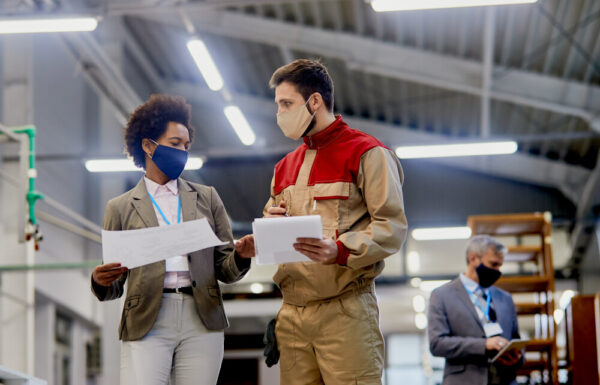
464, 286, 492, 321
148, 192, 181, 225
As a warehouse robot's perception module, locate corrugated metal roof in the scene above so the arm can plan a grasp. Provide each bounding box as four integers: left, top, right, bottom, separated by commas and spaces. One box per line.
120, 0, 599, 169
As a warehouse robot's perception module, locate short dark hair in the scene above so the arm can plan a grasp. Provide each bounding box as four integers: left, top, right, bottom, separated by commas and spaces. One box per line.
269, 59, 334, 112
124, 94, 194, 168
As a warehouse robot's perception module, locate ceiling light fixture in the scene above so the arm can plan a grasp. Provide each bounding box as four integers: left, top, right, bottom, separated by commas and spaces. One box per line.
412, 226, 472, 241
0, 17, 98, 34
224, 105, 256, 146
85, 157, 204, 173
371, 0, 537, 12
187, 39, 224, 91
395, 141, 518, 159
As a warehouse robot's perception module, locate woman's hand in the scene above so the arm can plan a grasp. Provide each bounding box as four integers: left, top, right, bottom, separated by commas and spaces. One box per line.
235, 235, 255, 259
92, 263, 128, 287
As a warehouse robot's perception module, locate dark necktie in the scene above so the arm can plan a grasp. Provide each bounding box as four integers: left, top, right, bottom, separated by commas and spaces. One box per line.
480, 290, 497, 322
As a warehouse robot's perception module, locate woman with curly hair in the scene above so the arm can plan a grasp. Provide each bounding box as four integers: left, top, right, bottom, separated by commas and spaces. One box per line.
91, 94, 255, 385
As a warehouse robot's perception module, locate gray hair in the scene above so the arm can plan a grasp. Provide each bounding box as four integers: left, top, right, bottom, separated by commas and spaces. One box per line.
465, 235, 506, 263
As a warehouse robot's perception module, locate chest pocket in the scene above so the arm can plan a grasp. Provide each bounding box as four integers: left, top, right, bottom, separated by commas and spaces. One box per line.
274, 188, 294, 216
311, 182, 350, 234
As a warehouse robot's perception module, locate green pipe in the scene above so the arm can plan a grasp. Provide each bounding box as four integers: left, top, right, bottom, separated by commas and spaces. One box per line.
2, 125, 44, 225
0, 260, 101, 272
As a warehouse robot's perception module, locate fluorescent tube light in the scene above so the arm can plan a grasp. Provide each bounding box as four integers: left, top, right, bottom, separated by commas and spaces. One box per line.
395, 141, 517, 159
0, 17, 98, 34
250, 283, 265, 294
407, 251, 421, 274
412, 226, 472, 240
187, 39, 224, 91
419, 280, 451, 292
371, 0, 537, 12
412, 295, 426, 313
554, 309, 564, 325
224, 105, 256, 146
559, 290, 576, 309
85, 157, 204, 173
414, 313, 428, 330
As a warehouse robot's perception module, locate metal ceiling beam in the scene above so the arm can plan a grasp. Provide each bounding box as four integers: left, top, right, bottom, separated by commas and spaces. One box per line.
133, 9, 600, 129
61, 11, 592, 219
570, 154, 600, 268
58, 31, 142, 125
169, 81, 590, 203
481, 7, 495, 137
103, 17, 593, 204
121, 21, 167, 92
103, 0, 340, 15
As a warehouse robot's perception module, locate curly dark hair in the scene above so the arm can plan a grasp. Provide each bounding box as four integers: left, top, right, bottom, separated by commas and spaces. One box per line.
124, 94, 194, 169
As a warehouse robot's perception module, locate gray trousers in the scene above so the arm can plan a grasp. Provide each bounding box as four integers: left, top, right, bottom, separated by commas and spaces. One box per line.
120, 293, 224, 385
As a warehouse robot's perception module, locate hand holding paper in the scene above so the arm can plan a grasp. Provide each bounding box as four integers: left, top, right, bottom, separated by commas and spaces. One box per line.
293, 237, 338, 264
253, 215, 323, 265
101, 218, 226, 269
235, 234, 256, 259
93, 263, 128, 287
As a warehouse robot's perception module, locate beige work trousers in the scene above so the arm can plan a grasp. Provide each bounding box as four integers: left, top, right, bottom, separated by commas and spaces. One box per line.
275, 291, 384, 385
120, 293, 224, 385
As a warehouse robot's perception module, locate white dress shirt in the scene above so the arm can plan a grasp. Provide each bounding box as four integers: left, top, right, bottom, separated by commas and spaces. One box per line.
459, 273, 490, 323
144, 177, 192, 288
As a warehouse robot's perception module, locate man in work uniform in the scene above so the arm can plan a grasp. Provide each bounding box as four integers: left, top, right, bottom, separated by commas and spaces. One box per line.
264, 59, 408, 385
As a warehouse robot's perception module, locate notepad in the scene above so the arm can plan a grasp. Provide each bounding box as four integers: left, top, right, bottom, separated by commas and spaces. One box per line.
253, 215, 323, 265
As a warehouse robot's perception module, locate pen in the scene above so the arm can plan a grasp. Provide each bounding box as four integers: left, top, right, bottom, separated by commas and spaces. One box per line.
272, 204, 289, 217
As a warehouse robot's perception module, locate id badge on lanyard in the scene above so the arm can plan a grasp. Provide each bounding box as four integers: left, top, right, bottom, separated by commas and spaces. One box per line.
484, 322, 503, 337
466, 286, 503, 337
148, 192, 189, 272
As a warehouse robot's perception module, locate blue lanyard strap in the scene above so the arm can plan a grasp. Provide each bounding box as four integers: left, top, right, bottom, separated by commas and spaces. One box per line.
148, 192, 181, 225
465, 286, 492, 321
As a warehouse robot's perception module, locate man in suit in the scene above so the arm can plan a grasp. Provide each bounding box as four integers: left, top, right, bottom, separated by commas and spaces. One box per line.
428, 235, 523, 385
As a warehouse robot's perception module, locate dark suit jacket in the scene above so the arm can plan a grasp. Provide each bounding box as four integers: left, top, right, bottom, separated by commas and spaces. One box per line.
91, 177, 250, 341
428, 278, 522, 385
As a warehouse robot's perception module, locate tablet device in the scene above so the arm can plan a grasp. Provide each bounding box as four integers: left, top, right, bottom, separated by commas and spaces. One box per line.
490, 339, 529, 363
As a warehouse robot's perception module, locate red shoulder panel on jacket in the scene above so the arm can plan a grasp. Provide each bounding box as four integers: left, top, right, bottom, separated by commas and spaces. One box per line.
308, 128, 386, 185
273, 122, 388, 194
273, 145, 308, 195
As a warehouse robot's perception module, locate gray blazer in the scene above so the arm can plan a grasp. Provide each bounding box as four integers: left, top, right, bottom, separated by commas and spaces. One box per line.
91, 177, 250, 341
428, 278, 522, 385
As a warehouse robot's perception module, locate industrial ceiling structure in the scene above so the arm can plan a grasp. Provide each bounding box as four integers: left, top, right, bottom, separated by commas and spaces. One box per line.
2, 0, 599, 275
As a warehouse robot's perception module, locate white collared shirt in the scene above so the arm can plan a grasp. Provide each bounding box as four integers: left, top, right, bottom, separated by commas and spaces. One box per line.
144, 177, 192, 288
459, 273, 490, 322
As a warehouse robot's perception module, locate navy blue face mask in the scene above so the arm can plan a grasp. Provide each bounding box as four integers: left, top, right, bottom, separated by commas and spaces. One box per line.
148, 139, 188, 180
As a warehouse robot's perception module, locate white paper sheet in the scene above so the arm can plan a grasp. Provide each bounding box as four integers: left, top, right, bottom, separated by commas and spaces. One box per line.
253, 215, 322, 265
102, 218, 227, 269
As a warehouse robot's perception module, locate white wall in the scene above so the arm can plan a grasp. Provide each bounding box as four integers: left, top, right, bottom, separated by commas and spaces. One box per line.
0, 31, 125, 384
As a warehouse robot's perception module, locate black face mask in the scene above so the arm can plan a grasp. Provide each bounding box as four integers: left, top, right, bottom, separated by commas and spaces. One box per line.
476, 263, 502, 288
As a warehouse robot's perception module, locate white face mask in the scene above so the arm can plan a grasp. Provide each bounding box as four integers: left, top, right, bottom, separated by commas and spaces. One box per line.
276, 95, 316, 140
